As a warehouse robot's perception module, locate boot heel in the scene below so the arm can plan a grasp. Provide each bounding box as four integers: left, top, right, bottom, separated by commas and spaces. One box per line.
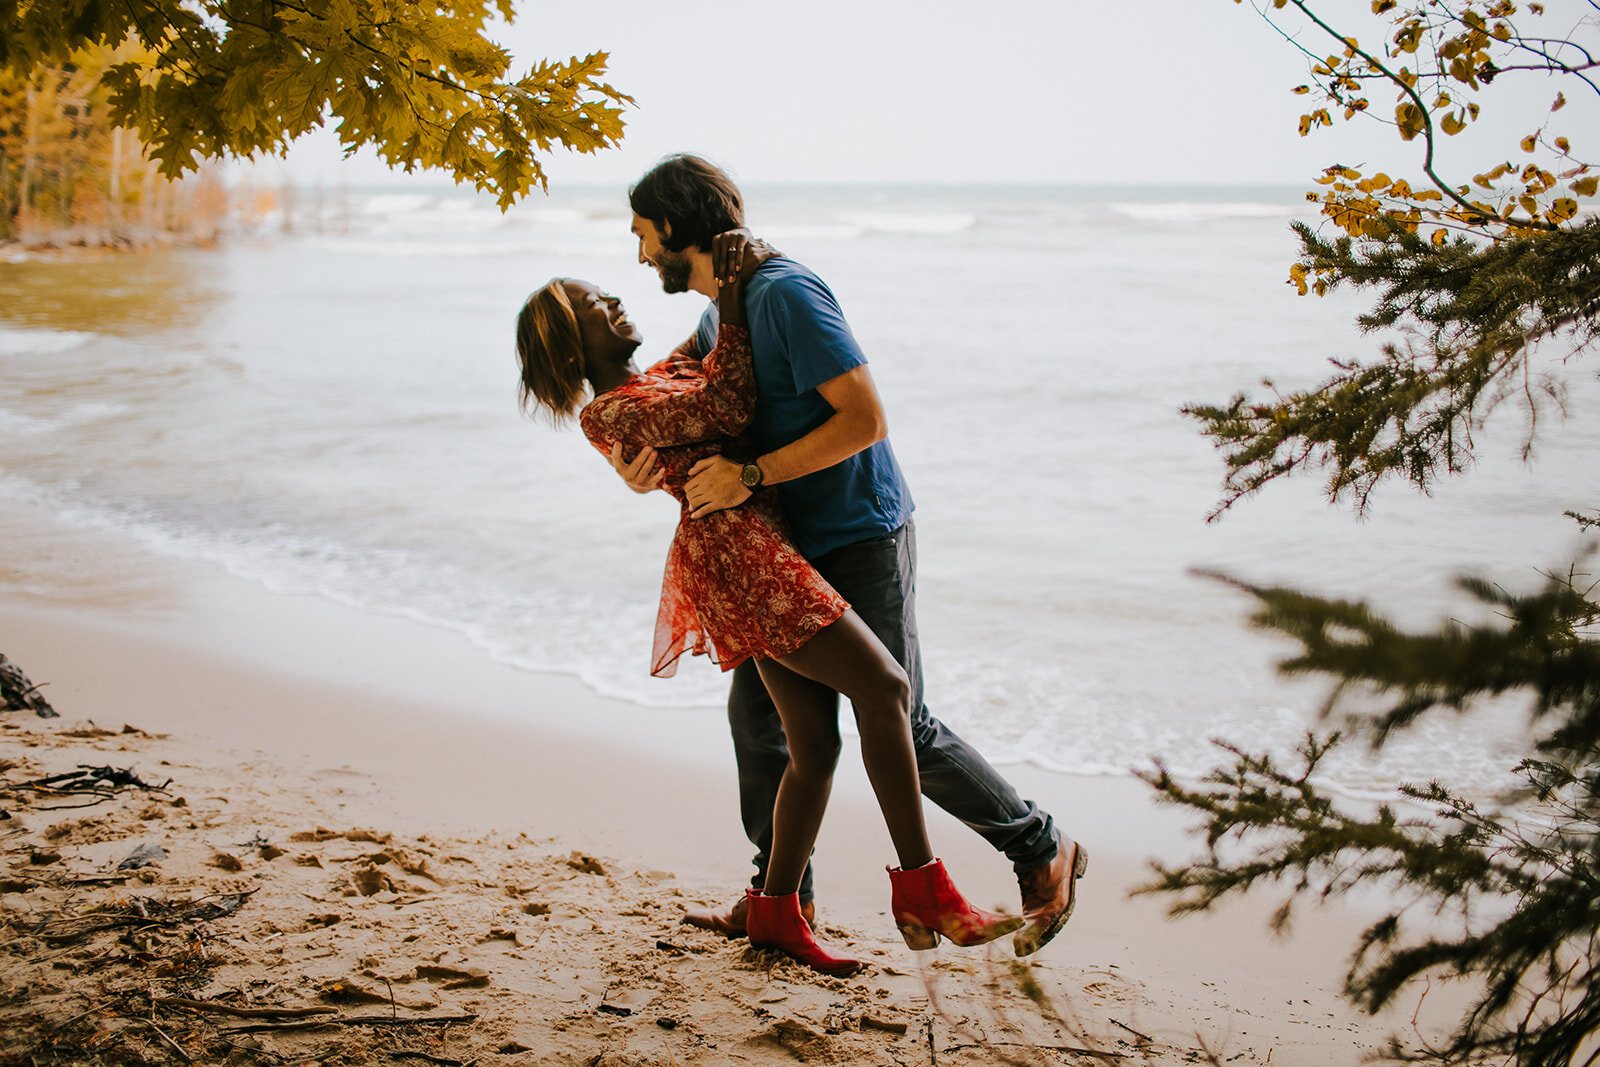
888, 859, 1019, 949
897, 922, 939, 950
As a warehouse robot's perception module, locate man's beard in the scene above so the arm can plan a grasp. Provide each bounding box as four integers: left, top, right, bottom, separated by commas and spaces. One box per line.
654, 248, 692, 293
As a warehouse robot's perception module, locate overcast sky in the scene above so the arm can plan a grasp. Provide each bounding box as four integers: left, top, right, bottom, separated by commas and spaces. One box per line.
271, 0, 1593, 190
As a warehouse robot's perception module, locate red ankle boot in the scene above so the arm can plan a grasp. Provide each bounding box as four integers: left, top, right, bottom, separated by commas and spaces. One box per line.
745, 889, 861, 976
887, 859, 1024, 950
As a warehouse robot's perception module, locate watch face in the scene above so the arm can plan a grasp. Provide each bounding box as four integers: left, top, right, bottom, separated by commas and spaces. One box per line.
741, 464, 761, 488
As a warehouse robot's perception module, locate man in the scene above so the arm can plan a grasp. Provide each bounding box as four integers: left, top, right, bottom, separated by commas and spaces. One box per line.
616, 154, 1084, 956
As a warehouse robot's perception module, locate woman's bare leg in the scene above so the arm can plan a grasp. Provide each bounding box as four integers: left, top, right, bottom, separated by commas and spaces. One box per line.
753, 660, 841, 897
770, 610, 933, 874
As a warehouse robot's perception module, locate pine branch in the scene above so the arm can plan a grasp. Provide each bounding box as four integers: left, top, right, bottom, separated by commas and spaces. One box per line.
1139, 731, 1600, 1065
1186, 217, 1600, 518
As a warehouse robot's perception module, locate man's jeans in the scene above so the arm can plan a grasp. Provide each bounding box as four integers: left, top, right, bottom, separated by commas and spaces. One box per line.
727, 520, 1057, 903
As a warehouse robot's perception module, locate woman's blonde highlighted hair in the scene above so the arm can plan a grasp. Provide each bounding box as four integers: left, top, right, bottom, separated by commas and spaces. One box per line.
515, 279, 586, 421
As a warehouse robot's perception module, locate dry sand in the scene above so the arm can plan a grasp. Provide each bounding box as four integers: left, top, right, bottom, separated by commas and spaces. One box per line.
0, 554, 1471, 1065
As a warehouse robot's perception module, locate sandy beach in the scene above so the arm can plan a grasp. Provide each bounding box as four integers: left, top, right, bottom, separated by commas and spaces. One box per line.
0, 510, 1470, 1065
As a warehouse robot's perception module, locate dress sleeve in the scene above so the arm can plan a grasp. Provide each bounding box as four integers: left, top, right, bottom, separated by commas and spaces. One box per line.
584, 323, 756, 449
642, 333, 703, 379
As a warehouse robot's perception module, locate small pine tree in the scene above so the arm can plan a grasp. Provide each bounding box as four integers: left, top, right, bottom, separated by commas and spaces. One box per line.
1145, 3, 1600, 1063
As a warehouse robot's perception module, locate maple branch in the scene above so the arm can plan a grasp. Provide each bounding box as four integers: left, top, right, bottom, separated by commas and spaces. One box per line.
120, 0, 208, 82
342, 29, 478, 103
232, 0, 469, 112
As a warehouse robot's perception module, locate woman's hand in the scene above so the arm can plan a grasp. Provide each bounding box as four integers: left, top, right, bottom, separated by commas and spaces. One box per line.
713, 229, 778, 328
609, 441, 663, 494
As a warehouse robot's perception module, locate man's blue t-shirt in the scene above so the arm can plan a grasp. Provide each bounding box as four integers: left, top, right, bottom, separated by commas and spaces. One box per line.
695, 258, 913, 560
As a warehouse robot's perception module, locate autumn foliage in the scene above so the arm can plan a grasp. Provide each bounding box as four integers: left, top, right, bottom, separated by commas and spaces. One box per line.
1262, 0, 1596, 269
0, 43, 229, 245
0, 0, 631, 211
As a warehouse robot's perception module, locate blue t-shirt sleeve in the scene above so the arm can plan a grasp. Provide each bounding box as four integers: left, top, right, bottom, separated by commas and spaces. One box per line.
752, 272, 867, 394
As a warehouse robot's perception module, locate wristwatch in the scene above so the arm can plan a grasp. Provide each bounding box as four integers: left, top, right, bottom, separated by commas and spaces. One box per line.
739, 461, 765, 489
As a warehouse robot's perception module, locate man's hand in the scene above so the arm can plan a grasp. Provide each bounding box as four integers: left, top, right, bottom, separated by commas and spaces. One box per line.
685, 455, 751, 518
610, 442, 664, 494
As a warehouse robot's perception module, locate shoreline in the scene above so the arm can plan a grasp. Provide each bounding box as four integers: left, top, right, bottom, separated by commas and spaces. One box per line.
0, 536, 1475, 1064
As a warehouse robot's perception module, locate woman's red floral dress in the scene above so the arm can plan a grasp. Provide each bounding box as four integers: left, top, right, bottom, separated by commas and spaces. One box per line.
580, 323, 847, 677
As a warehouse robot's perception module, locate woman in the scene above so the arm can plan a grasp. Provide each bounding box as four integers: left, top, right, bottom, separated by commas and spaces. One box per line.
514, 233, 1020, 975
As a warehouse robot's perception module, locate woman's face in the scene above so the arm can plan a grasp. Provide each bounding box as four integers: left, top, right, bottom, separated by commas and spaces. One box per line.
561, 279, 643, 370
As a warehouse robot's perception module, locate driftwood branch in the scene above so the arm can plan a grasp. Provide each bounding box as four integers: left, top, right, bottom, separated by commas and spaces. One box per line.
5, 765, 174, 812
21, 765, 172, 795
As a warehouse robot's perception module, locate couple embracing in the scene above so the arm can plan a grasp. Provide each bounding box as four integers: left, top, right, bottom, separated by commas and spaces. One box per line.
515, 155, 1084, 975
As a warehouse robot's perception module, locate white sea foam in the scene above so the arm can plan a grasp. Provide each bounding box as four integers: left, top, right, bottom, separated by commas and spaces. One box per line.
320, 239, 533, 259
359, 193, 438, 216
836, 211, 978, 235
348, 192, 511, 233
0, 408, 54, 434
1110, 201, 1303, 223
0, 326, 95, 356
762, 223, 871, 244
0, 401, 128, 435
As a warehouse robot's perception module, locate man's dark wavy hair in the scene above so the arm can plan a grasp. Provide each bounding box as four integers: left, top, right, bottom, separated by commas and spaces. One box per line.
628, 154, 744, 253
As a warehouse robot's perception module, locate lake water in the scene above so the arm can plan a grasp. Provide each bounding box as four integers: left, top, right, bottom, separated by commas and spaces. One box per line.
1, 181, 1592, 799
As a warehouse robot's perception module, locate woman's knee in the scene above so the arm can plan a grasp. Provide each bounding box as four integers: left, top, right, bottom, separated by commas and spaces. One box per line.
784, 722, 843, 775
853, 661, 912, 725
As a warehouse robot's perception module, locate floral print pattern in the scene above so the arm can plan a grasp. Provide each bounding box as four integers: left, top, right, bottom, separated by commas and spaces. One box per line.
580, 324, 848, 677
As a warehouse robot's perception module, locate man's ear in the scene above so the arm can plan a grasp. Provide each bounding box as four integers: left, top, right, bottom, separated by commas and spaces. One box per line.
660, 219, 672, 243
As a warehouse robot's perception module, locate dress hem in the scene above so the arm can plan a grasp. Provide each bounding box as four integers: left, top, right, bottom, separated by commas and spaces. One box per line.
648, 603, 846, 679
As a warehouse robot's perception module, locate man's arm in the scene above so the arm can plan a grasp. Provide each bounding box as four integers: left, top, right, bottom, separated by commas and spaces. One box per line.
682, 364, 886, 520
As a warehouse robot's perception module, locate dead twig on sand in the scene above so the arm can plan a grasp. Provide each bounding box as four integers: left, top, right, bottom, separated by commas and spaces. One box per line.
222, 1017, 476, 1036
1110, 1017, 1153, 1044
33, 796, 125, 811
154, 996, 338, 1019
32, 891, 253, 945
142, 1018, 196, 1063
860, 1013, 909, 1035
941, 1041, 1124, 1061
